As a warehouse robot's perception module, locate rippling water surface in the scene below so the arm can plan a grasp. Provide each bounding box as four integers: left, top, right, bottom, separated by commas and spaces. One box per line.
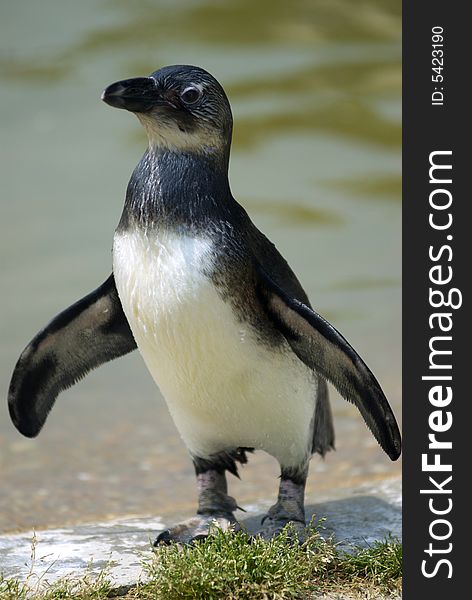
0, 0, 401, 533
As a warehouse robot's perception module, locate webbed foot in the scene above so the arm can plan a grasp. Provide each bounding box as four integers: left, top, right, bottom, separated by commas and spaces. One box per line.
256, 467, 308, 541
154, 513, 240, 546
257, 514, 306, 541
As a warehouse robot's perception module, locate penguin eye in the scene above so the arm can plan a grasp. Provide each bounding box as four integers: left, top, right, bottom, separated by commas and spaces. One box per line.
180, 86, 201, 105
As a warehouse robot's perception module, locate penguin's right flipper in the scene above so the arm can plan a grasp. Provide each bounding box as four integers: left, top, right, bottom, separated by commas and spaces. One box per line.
8, 274, 136, 438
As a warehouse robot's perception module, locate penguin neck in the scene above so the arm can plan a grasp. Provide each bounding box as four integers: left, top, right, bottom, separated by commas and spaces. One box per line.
119, 146, 232, 232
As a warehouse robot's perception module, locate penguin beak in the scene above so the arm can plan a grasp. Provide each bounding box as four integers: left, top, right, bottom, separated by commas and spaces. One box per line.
101, 77, 160, 113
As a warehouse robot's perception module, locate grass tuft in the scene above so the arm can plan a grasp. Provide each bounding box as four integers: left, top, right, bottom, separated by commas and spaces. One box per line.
340, 535, 402, 587
133, 524, 401, 600
139, 525, 326, 599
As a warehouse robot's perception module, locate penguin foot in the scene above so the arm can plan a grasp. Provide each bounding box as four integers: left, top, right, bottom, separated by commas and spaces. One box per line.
255, 469, 308, 541
153, 513, 240, 546
257, 516, 306, 542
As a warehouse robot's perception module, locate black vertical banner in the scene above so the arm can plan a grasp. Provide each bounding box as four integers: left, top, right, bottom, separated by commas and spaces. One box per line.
403, 2, 469, 597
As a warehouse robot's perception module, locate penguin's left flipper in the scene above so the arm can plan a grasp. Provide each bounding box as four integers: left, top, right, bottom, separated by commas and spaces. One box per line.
256, 265, 401, 461
8, 274, 136, 438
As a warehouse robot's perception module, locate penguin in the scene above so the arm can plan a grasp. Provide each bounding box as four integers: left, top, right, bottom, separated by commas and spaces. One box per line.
8, 65, 401, 543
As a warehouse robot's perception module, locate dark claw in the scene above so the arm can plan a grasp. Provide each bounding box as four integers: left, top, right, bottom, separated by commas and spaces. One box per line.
190, 533, 208, 545
153, 529, 172, 547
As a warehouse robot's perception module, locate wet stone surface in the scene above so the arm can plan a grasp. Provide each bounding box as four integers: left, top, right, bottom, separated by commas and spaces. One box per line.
0, 477, 401, 592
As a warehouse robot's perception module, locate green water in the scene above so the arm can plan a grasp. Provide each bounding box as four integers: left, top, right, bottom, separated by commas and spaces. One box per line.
0, 0, 401, 533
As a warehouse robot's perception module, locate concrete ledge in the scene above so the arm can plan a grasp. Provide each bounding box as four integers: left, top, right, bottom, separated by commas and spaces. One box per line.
0, 477, 401, 592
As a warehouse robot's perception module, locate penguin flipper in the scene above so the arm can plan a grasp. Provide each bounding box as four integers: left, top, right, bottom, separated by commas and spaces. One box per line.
8, 274, 136, 438
256, 264, 401, 461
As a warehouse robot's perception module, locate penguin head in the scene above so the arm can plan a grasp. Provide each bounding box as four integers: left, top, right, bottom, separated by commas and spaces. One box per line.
102, 65, 233, 157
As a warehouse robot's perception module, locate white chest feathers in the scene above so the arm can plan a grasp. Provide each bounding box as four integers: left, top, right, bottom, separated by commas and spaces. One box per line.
113, 229, 317, 466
